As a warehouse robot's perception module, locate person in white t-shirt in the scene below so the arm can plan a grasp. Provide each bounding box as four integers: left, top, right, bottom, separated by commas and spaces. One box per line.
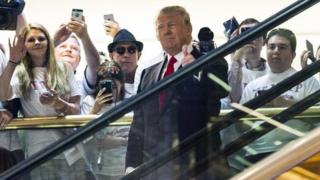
237, 28, 320, 165
221, 18, 268, 109
54, 16, 100, 101
241, 28, 320, 105
220, 18, 269, 156
0, 23, 83, 179
81, 60, 129, 179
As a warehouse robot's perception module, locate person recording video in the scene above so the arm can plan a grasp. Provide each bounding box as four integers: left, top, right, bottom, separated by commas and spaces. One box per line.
81, 60, 125, 114
81, 60, 129, 179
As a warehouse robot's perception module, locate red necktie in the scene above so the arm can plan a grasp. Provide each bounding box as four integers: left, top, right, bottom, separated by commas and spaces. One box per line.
159, 56, 177, 111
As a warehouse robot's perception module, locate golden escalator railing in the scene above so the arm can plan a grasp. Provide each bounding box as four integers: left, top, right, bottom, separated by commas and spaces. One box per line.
3, 106, 320, 130
4, 107, 320, 179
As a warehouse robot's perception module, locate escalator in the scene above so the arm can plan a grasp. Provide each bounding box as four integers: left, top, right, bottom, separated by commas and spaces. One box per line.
1, 0, 320, 179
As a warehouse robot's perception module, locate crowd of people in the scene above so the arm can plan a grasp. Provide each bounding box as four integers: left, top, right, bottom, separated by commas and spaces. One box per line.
0, 3, 319, 180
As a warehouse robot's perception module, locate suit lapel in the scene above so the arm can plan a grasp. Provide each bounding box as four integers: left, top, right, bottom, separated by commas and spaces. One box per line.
157, 56, 167, 81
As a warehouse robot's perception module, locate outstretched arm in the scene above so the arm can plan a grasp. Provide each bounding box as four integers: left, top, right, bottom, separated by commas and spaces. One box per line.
68, 16, 100, 88
0, 36, 26, 101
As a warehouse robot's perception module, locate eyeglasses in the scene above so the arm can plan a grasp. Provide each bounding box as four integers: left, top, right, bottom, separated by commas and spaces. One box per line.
114, 46, 137, 55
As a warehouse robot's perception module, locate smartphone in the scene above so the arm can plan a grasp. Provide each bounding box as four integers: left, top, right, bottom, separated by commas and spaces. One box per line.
99, 79, 113, 94
104, 14, 114, 21
306, 40, 316, 62
71, 9, 83, 21
223, 16, 239, 39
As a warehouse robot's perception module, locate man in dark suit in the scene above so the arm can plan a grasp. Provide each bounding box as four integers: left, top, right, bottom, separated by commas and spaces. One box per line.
126, 5, 228, 178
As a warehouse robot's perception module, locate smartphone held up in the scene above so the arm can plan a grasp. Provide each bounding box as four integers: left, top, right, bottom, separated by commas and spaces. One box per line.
71, 8, 83, 21
306, 40, 316, 62
99, 79, 113, 94
104, 14, 114, 22
223, 16, 239, 40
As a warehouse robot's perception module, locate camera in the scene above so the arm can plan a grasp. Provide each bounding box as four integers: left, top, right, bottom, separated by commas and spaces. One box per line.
98, 79, 113, 94
197, 27, 215, 53
0, 0, 25, 30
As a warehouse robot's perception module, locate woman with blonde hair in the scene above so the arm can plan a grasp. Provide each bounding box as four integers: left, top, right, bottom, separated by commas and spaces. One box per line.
0, 23, 85, 179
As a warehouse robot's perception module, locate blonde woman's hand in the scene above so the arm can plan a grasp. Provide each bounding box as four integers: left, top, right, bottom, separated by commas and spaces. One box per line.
39, 90, 58, 106
39, 83, 59, 107
9, 35, 26, 64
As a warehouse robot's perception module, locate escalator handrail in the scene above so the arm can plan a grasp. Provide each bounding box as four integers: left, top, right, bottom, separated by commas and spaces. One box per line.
179, 88, 320, 179
1, 0, 319, 179
2, 107, 320, 130
122, 0, 320, 179
231, 127, 320, 179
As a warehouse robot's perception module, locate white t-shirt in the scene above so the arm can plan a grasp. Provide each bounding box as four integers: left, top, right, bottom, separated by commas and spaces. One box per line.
124, 83, 135, 99
75, 66, 95, 104
11, 64, 81, 156
221, 61, 269, 109
240, 67, 320, 104
12, 66, 80, 116
241, 64, 269, 89
239, 67, 320, 154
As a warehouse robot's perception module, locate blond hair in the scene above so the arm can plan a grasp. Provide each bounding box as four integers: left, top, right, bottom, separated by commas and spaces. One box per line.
16, 23, 70, 98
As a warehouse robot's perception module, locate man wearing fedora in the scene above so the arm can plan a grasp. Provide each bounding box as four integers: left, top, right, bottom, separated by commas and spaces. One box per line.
108, 29, 143, 98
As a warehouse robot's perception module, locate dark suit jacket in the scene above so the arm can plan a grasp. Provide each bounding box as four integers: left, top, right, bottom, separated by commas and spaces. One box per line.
126, 47, 228, 168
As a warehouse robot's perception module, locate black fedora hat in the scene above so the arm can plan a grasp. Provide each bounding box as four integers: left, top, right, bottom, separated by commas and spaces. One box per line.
108, 29, 143, 53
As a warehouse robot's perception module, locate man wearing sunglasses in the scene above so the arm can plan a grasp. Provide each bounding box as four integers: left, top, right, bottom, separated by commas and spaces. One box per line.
108, 29, 143, 98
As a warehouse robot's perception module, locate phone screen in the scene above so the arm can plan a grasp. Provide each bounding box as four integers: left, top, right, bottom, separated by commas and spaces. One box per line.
71, 9, 83, 21
223, 16, 239, 39
306, 40, 316, 62
99, 79, 113, 94
104, 14, 114, 21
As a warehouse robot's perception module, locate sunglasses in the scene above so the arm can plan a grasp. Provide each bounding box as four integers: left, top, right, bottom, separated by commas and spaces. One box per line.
114, 46, 137, 55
